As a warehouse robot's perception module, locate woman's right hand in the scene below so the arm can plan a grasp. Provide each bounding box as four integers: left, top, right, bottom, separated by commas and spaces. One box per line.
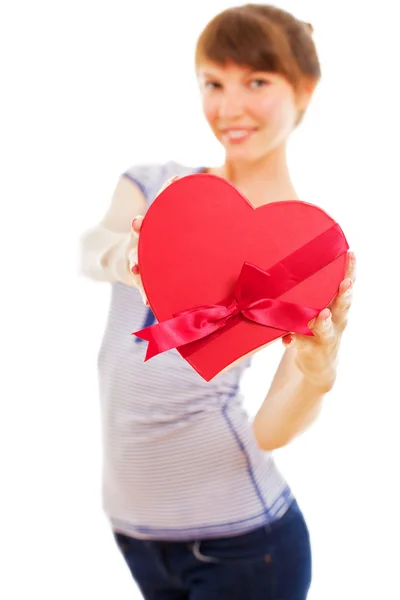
129, 175, 179, 305
129, 216, 147, 304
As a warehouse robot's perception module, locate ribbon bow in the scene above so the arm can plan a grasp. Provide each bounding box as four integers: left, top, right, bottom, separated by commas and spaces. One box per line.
134, 223, 349, 361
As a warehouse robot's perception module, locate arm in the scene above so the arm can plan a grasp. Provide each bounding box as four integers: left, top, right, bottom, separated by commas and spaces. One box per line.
253, 252, 356, 451
79, 176, 147, 285
252, 347, 327, 451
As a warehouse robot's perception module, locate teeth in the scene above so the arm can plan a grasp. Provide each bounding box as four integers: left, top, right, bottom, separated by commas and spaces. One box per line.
227, 130, 249, 138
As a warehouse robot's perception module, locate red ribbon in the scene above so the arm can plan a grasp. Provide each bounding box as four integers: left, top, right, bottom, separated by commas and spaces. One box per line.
134, 223, 349, 361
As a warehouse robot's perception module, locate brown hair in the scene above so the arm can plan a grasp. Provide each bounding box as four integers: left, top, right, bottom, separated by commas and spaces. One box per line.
195, 4, 321, 92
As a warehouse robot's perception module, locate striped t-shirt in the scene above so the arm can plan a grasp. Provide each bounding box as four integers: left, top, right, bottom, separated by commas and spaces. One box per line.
98, 160, 294, 541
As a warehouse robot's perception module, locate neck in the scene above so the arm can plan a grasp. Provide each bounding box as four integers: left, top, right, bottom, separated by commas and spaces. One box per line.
209, 143, 299, 207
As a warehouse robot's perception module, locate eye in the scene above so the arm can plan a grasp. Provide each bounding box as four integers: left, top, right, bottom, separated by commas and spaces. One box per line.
250, 79, 270, 89
204, 80, 222, 90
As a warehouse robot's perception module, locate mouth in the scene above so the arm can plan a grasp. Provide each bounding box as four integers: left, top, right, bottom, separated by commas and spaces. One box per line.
219, 128, 257, 145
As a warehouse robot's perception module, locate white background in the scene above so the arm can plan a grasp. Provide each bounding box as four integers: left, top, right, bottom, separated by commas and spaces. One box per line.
1, 1, 399, 598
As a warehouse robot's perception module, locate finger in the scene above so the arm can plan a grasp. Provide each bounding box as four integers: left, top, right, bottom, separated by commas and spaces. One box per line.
307, 307, 330, 332
309, 309, 335, 343
129, 247, 139, 275
344, 251, 357, 284
330, 279, 353, 331
131, 177, 179, 236
131, 215, 144, 235
156, 175, 180, 197
282, 333, 307, 351
130, 265, 141, 284
282, 305, 331, 350
130, 269, 148, 305
326, 253, 355, 326
282, 333, 293, 347
131, 262, 140, 276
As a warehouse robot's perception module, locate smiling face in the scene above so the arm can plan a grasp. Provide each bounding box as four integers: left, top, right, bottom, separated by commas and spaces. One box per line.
198, 61, 310, 162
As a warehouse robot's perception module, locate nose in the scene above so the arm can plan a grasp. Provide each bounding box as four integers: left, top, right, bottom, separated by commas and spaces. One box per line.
217, 89, 245, 120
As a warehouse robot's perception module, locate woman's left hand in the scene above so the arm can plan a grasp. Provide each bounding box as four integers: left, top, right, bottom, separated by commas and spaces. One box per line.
281, 252, 356, 391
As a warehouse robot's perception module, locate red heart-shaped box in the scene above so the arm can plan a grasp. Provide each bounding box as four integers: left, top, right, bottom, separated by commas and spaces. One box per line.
137, 174, 349, 381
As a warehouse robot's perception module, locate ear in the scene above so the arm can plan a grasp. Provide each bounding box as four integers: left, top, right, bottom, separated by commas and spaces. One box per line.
293, 79, 318, 127
297, 78, 318, 111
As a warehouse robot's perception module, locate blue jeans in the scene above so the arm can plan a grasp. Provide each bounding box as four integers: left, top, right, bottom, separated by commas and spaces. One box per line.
113, 500, 312, 599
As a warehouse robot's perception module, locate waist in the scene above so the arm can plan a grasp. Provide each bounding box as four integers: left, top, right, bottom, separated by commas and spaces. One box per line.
101, 404, 292, 540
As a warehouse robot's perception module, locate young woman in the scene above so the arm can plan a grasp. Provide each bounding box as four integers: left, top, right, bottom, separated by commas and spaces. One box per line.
80, 5, 355, 599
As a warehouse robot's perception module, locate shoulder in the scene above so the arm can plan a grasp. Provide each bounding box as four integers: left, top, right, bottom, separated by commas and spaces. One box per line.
122, 161, 204, 203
